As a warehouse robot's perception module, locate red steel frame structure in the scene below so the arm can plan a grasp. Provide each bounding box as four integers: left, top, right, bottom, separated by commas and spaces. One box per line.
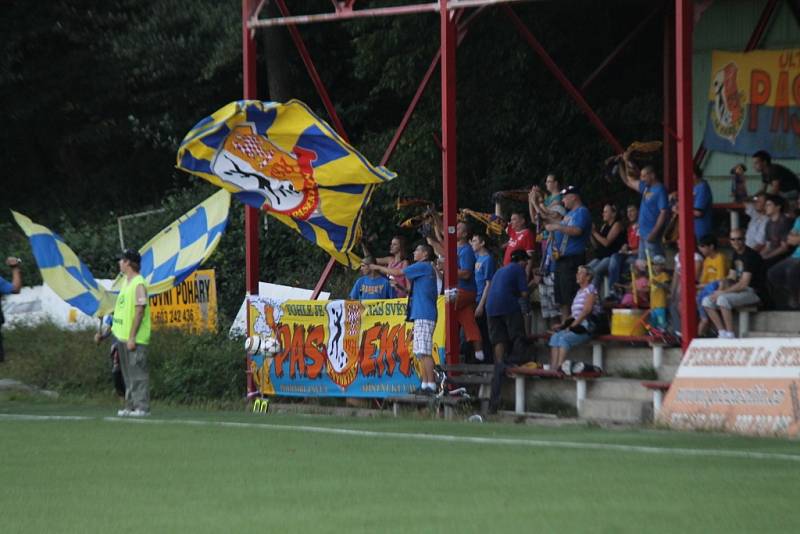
241, 0, 778, 384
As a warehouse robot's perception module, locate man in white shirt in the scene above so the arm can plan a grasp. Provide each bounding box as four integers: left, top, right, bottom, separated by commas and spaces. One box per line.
744, 192, 768, 253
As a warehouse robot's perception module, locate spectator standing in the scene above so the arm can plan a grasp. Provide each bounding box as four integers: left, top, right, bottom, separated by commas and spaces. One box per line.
693, 169, 714, 240
111, 249, 152, 417
761, 194, 793, 275
0, 257, 23, 363
767, 215, 800, 310
529, 174, 563, 255
376, 236, 410, 297
744, 192, 769, 253
703, 228, 763, 338
608, 204, 640, 294
471, 232, 496, 361
497, 208, 535, 271
753, 150, 800, 209
349, 257, 394, 300
588, 203, 625, 296
454, 222, 485, 362
485, 250, 530, 413
530, 184, 567, 326
649, 255, 670, 330
546, 185, 592, 318
371, 244, 438, 394
619, 161, 669, 260
669, 248, 703, 337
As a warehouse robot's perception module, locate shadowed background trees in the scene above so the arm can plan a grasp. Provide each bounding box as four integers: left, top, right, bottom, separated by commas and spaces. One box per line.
1, 0, 663, 321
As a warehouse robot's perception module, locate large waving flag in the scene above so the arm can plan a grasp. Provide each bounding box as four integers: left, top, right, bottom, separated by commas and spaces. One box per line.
111, 189, 231, 296
11, 211, 116, 317
176, 100, 396, 267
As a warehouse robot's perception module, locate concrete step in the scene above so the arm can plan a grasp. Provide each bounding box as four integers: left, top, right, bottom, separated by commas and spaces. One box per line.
587, 378, 652, 402
579, 398, 652, 423
597, 346, 682, 374
658, 364, 679, 381
750, 311, 800, 334
746, 332, 800, 338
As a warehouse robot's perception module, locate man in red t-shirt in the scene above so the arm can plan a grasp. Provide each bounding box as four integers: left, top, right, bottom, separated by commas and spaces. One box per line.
502, 211, 535, 270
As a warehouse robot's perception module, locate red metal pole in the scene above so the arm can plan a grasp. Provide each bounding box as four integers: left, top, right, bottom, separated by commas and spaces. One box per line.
274, 0, 350, 143
692, 0, 779, 169
662, 2, 676, 192
441, 0, 459, 365
503, 5, 625, 155
676, 0, 696, 350
243, 0, 259, 395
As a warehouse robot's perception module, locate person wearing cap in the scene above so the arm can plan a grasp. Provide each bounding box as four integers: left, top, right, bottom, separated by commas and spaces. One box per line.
703, 228, 763, 338
648, 255, 670, 330
744, 192, 768, 253
0, 257, 23, 363
485, 249, 530, 413
110, 249, 152, 416
619, 159, 669, 261
349, 257, 394, 300
545, 185, 592, 319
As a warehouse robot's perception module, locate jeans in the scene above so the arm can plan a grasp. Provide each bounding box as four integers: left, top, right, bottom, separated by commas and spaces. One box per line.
587, 256, 611, 296
608, 253, 636, 292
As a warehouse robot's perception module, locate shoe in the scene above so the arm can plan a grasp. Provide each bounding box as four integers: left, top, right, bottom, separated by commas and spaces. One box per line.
475, 352, 485, 362
722, 331, 736, 339
128, 409, 150, 417
117, 409, 131, 417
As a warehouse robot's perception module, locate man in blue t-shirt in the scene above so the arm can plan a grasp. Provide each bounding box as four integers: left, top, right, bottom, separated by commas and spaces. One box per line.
370, 244, 438, 395
545, 185, 592, 319
349, 258, 394, 300
693, 170, 713, 240
485, 249, 529, 413
620, 160, 669, 260
0, 257, 23, 363
471, 232, 496, 362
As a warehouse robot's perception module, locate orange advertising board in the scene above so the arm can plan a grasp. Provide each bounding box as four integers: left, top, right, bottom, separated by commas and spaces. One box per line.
659, 338, 800, 437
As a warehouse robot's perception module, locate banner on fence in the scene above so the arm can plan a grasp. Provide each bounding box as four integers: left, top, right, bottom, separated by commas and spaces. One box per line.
149, 269, 217, 331
659, 338, 800, 437
247, 295, 445, 397
703, 49, 800, 158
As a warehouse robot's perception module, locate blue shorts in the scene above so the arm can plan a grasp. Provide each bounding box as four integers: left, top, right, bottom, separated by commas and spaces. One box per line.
549, 327, 591, 350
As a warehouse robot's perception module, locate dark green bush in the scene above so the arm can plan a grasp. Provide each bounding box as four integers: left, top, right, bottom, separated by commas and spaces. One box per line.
0, 322, 246, 403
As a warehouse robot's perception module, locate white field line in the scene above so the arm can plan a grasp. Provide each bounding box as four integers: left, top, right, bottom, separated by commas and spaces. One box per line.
4, 413, 800, 463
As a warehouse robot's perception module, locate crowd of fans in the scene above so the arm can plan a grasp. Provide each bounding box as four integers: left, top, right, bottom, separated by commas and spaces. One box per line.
350, 149, 800, 406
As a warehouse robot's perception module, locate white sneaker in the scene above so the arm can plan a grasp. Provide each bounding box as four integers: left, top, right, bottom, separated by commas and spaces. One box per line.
717, 330, 729, 339
117, 409, 131, 417
128, 409, 150, 417
723, 331, 736, 339
475, 352, 485, 362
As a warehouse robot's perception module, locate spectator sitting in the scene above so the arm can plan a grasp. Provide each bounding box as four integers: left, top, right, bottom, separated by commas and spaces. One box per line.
697, 235, 730, 336
693, 167, 714, 241
744, 192, 768, 253
669, 248, 703, 338
702, 228, 763, 338
376, 236, 410, 297
760, 194, 793, 278
350, 257, 394, 300
548, 265, 603, 372
607, 204, 640, 296
648, 255, 670, 330
617, 260, 649, 309
753, 150, 799, 211
767, 214, 800, 310
588, 203, 625, 296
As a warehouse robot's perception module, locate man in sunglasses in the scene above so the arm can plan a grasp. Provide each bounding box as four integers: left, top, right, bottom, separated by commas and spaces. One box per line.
701, 229, 763, 339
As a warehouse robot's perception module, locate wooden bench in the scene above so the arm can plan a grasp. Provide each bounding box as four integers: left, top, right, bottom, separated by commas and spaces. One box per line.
641, 380, 671, 416
507, 365, 602, 414
441, 363, 494, 414
386, 393, 471, 419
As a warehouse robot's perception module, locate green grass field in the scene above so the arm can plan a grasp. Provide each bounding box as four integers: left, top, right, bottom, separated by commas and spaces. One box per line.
2, 396, 799, 533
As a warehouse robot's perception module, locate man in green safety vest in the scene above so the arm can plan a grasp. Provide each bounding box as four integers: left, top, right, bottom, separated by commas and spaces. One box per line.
111, 248, 151, 417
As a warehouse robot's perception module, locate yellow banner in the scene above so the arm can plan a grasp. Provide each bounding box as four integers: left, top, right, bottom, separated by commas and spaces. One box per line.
247, 296, 445, 397
149, 269, 217, 331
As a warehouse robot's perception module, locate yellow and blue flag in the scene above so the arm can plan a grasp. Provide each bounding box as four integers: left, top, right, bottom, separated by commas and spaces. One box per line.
12, 190, 231, 317
11, 211, 116, 317
111, 189, 231, 296
176, 100, 396, 267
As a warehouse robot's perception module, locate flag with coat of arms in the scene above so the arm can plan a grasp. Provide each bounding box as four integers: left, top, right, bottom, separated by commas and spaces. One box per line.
175, 99, 396, 268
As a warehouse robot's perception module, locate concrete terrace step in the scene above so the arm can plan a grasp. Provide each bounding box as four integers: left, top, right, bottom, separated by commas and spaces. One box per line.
579, 398, 652, 423
658, 364, 679, 382
746, 331, 800, 338
586, 378, 652, 402
750, 311, 800, 335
